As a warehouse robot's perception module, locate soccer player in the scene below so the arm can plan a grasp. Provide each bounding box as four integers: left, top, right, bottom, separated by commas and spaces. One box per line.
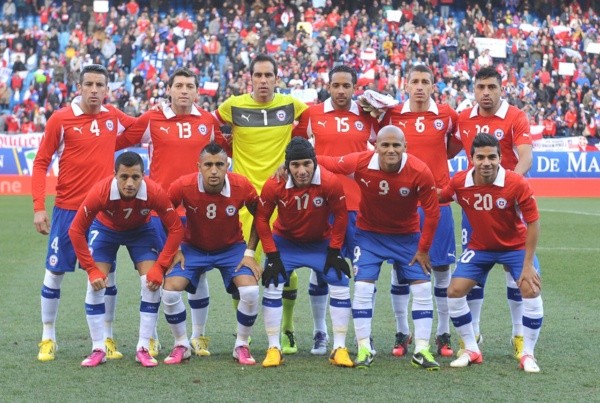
318, 126, 441, 370
68, 151, 183, 367
450, 66, 533, 359
381, 64, 458, 358
162, 142, 262, 366
292, 65, 379, 355
32, 64, 137, 362
254, 137, 353, 368
116, 67, 227, 357
440, 133, 543, 373
214, 54, 308, 354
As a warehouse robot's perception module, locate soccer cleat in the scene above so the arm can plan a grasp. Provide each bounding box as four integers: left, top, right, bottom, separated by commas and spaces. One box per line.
435, 333, 454, 357
149, 337, 161, 358
310, 331, 328, 356
520, 354, 540, 373
354, 345, 374, 369
262, 347, 284, 367
38, 339, 57, 362
369, 336, 377, 356
457, 334, 482, 357
450, 350, 483, 368
164, 345, 191, 365
411, 348, 440, 371
190, 336, 211, 357
104, 338, 123, 360
281, 330, 298, 355
233, 345, 256, 366
512, 335, 524, 360
392, 332, 412, 357
81, 349, 106, 367
329, 347, 354, 368
136, 347, 158, 367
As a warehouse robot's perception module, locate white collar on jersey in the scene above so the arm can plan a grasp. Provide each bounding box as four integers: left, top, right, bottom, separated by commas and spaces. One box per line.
197, 172, 231, 197
464, 165, 506, 187
469, 99, 509, 119
109, 178, 148, 200
71, 96, 110, 116
285, 165, 322, 189
162, 102, 202, 119
367, 152, 408, 173
399, 99, 439, 115
323, 98, 360, 115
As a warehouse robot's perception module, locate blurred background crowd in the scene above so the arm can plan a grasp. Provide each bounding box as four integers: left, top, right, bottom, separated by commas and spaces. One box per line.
0, 0, 598, 144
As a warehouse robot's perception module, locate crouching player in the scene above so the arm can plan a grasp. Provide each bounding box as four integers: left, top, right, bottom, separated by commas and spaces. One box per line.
69, 151, 183, 367
440, 133, 543, 373
255, 137, 353, 368
163, 142, 262, 365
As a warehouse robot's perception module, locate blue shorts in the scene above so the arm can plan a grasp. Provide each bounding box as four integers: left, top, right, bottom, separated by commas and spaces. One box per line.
266, 235, 349, 287
419, 205, 456, 266
453, 249, 541, 287
89, 221, 160, 265
165, 242, 253, 294
151, 215, 186, 248
460, 209, 472, 251
353, 229, 430, 283
45, 206, 78, 272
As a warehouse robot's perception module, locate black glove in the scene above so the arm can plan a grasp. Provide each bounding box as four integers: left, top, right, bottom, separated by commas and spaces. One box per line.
323, 247, 351, 280
263, 251, 288, 287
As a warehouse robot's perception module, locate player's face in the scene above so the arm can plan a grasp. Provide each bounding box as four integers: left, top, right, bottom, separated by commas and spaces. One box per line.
168, 75, 198, 111
288, 159, 315, 188
471, 146, 501, 183
328, 72, 355, 110
198, 152, 228, 192
115, 164, 144, 200
474, 77, 502, 114
78, 73, 108, 111
376, 130, 406, 172
406, 71, 434, 104
251, 61, 276, 103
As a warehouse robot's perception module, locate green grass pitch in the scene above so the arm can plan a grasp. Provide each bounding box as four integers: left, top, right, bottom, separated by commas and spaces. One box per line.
1, 196, 599, 401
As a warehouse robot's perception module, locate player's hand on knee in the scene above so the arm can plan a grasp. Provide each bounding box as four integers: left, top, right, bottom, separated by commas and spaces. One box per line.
517, 263, 541, 297
323, 247, 351, 280
262, 251, 287, 287
146, 264, 165, 289
410, 251, 432, 275
237, 256, 262, 281
87, 267, 107, 291
34, 211, 50, 235
167, 250, 185, 274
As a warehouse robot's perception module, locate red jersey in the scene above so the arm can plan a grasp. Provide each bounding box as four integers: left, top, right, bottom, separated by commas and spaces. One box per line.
293, 98, 379, 211
255, 166, 347, 253
318, 151, 439, 253
383, 101, 457, 191
440, 167, 539, 251
32, 99, 137, 212
168, 172, 259, 251
69, 176, 183, 272
454, 101, 531, 170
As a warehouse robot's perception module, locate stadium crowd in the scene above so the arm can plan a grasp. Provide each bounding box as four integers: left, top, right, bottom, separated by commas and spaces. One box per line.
0, 0, 599, 143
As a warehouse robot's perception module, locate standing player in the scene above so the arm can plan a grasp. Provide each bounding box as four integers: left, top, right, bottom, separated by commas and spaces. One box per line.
255, 137, 353, 368
440, 133, 543, 373
33, 64, 137, 362
116, 67, 227, 358
381, 64, 458, 358
214, 54, 308, 354
292, 65, 379, 355
450, 66, 533, 359
161, 142, 262, 366
68, 152, 183, 367
318, 126, 441, 370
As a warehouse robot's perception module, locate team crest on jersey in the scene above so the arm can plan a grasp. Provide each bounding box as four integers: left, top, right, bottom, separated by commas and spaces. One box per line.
226, 205, 237, 216
276, 110, 287, 122
496, 198, 507, 209
355, 121, 364, 131
399, 187, 410, 197
313, 197, 324, 207
434, 119, 444, 130
140, 209, 151, 215
48, 254, 58, 267
198, 124, 208, 135
494, 129, 505, 140
106, 120, 114, 131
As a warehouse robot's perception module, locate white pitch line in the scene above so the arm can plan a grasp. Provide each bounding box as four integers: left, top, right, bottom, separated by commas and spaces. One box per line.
537, 246, 600, 251
540, 209, 600, 217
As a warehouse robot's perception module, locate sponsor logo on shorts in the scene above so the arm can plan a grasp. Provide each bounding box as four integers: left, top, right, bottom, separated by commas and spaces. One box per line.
49, 254, 58, 267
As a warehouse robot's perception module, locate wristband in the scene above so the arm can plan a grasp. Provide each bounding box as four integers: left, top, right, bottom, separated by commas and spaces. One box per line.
244, 249, 256, 258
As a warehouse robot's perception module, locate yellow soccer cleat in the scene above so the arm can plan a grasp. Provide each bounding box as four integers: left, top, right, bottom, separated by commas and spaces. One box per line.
38, 339, 57, 362
512, 335, 524, 360
149, 337, 162, 358
105, 338, 123, 359
329, 347, 354, 368
191, 336, 211, 357
262, 347, 284, 368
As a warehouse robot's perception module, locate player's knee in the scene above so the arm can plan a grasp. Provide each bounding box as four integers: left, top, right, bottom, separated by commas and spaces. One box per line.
519, 282, 541, 299
329, 284, 350, 300
162, 289, 182, 306
238, 285, 260, 306
263, 284, 283, 301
